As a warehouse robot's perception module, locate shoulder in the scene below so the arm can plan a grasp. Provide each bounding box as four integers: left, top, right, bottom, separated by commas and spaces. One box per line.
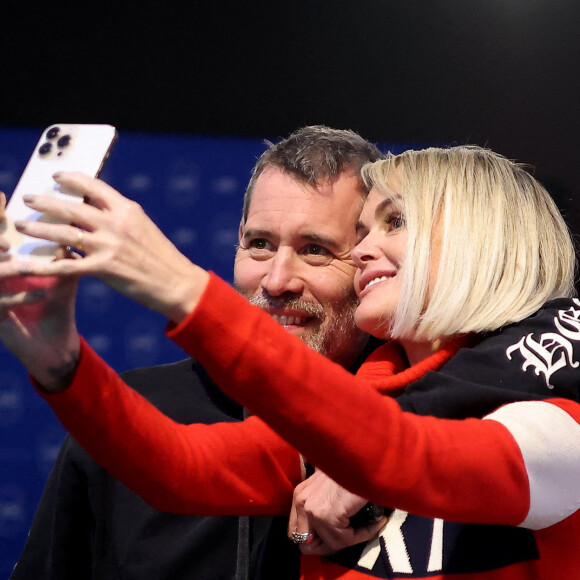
468, 297, 580, 395
121, 357, 198, 388
481, 297, 580, 349
397, 298, 580, 418
120, 357, 244, 423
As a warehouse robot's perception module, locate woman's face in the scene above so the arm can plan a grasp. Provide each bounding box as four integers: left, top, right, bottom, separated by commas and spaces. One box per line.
352, 183, 408, 337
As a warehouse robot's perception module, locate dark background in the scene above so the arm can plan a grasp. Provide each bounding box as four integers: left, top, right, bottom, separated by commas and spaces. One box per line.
1, 1, 580, 573
1, 0, 579, 243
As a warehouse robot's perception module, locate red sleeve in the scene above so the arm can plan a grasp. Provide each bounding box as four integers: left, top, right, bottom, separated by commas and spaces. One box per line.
37, 337, 302, 516
168, 273, 533, 525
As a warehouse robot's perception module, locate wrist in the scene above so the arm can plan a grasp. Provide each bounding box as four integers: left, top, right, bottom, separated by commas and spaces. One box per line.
163, 266, 210, 324
31, 335, 81, 393
34, 351, 80, 393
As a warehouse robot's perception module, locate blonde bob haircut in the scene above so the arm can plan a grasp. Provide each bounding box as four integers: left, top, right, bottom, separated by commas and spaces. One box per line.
361, 145, 577, 341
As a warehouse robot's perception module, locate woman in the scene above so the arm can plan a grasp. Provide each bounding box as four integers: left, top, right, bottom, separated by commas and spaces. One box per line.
1, 146, 579, 578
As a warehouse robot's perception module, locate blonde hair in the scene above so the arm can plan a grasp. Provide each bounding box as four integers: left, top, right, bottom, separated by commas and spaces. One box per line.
361, 145, 578, 341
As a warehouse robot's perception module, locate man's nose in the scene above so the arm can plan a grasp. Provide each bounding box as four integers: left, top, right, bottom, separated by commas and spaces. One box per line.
261, 251, 304, 296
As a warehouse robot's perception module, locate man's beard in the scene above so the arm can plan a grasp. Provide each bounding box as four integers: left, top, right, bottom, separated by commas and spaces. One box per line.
236, 287, 361, 362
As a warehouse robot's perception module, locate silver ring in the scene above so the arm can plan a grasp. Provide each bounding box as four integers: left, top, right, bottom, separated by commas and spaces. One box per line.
291, 530, 314, 544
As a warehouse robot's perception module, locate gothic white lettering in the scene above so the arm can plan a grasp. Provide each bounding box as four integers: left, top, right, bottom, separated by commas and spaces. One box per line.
506, 300, 580, 389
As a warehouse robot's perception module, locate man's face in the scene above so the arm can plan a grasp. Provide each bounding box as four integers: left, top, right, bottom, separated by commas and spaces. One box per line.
234, 166, 369, 368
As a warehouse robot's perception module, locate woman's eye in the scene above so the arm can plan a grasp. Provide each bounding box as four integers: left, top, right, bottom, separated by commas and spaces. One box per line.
384, 213, 405, 232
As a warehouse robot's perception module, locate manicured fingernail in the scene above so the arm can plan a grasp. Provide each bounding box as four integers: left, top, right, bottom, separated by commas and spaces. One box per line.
22, 194, 37, 203
53, 172, 62, 180
14, 220, 28, 231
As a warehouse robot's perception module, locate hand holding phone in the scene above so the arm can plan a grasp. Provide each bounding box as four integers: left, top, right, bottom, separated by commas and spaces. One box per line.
2, 124, 117, 261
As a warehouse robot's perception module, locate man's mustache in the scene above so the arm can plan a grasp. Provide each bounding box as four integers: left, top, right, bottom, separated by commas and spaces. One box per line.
247, 293, 325, 321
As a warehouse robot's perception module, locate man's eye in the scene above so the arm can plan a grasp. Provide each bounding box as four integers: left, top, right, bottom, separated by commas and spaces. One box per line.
248, 239, 269, 250
301, 244, 334, 265
306, 244, 328, 255
356, 227, 369, 245
243, 238, 275, 261
308, 244, 326, 256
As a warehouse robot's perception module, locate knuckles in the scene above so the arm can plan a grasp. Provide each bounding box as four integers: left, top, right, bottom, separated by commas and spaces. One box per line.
293, 487, 335, 520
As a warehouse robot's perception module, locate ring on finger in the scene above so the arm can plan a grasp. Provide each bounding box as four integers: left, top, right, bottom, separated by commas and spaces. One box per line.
75, 230, 84, 252
291, 529, 314, 544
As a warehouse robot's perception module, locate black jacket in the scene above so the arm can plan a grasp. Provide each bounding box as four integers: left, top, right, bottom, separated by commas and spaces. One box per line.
10, 358, 299, 580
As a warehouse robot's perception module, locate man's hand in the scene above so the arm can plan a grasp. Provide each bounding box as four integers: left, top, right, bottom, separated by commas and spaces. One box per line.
289, 470, 387, 556
6, 173, 209, 324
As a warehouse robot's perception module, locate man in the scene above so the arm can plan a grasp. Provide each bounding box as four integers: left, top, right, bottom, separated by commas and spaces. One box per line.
8, 126, 384, 580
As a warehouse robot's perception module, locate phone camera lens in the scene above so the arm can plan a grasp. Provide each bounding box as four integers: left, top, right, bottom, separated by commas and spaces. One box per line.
57, 135, 72, 149
39, 142, 52, 156
46, 127, 60, 140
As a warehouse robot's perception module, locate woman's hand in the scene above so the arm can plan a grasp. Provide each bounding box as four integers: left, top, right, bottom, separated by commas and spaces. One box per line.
5, 172, 210, 324
0, 274, 80, 392
288, 470, 387, 556
0, 192, 8, 254
0, 189, 77, 392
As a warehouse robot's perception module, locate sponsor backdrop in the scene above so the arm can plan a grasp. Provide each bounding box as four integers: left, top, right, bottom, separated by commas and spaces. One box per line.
0, 127, 425, 575
0, 127, 267, 575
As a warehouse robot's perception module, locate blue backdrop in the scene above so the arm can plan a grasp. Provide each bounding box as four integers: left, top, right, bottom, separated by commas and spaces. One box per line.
0, 127, 418, 576
0, 127, 273, 575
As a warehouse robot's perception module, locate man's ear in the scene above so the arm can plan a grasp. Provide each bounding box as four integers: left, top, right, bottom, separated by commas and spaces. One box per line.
237, 224, 244, 247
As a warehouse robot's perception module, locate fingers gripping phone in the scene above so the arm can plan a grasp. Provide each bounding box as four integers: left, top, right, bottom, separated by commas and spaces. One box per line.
2, 123, 117, 261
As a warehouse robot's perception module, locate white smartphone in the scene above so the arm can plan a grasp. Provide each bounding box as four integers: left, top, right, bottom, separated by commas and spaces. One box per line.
2, 123, 117, 261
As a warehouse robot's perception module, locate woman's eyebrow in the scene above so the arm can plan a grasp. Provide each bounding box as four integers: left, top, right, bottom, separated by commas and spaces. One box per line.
356, 196, 402, 233
374, 197, 397, 219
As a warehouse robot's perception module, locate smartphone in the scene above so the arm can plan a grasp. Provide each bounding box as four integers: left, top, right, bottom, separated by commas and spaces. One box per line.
2, 123, 117, 261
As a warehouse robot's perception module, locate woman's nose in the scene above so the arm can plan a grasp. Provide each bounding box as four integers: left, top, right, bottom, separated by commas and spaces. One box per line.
352, 234, 381, 267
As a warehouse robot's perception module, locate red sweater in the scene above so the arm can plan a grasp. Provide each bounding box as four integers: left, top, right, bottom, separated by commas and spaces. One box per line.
40, 274, 580, 578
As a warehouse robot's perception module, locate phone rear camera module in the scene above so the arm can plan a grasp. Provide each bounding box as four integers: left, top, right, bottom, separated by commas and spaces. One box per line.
56, 134, 73, 155
39, 142, 53, 156
46, 127, 60, 140
57, 135, 72, 149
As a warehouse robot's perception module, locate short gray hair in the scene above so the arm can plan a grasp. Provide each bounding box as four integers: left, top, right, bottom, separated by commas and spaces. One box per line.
241, 125, 384, 225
